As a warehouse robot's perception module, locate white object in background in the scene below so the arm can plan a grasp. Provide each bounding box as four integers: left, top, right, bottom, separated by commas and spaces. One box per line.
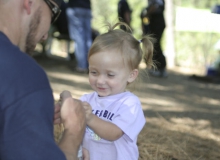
214, 39, 220, 50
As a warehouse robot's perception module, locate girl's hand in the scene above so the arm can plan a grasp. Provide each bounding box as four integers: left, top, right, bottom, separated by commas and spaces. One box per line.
83, 147, 90, 160
82, 102, 93, 123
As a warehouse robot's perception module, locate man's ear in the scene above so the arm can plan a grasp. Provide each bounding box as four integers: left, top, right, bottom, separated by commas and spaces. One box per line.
23, 0, 32, 15
127, 69, 139, 83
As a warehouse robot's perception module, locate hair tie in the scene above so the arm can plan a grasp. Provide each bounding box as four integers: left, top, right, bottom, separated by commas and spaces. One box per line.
138, 39, 142, 43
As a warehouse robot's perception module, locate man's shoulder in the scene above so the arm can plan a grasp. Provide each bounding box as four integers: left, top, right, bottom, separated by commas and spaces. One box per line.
0, 32, 18, 54
0, 33, 47, 79
0, 46, 47, 84
0, 34, 50, 102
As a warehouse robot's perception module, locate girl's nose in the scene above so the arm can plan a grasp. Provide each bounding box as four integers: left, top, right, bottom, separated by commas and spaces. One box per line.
97, 75, 105, 84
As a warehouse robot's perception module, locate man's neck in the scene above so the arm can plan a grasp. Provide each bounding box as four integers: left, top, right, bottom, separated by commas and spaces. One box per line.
0, 1, 23, 50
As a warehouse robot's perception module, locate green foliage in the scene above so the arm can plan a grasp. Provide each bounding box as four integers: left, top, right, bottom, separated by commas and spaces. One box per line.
91, 0, 146, 38
174, 0, 220, 9
173, 0, 220, 68
129, 0, 147, 38
91, 0, 220, 69
91, 0, 119, 32
175, 32, 220, 67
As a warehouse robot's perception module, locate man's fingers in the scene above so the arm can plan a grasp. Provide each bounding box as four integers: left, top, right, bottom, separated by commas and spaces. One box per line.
54, 112, 60, 119
54, 102, 61, 113
60, 90, 72, 101
54, 102, 61, 125
54, 106, 60, 113
54, 118, 61, 124
82, 101, 89, 105
82, 102, 89, 108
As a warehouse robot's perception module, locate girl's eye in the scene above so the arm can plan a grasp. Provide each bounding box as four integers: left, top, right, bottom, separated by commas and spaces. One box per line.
108, 74, 115, 77
90, 71, 97, 75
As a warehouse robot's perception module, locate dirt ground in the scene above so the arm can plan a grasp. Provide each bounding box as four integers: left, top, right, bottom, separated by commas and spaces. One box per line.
35, 55, 220, 160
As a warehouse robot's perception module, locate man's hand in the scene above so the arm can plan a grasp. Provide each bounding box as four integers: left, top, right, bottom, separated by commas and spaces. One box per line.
58, 90, 87, 160
54, 102, 61, 124
60, 91, 86, 132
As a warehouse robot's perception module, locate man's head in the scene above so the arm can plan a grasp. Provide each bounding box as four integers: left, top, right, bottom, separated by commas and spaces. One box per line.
24, 0, 63, 55
0, 0, 63, 55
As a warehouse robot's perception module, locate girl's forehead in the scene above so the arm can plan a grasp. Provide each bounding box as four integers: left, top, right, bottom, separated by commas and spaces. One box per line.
89, 50, 130, 69
91, 50, 122, 59
91, 49, 122, 57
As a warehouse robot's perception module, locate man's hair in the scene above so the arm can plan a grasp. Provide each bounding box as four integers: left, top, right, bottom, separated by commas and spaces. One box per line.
88, 22, 155, 71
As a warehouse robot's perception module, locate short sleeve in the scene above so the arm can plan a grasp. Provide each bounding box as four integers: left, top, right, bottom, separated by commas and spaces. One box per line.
111, 98, 146, 142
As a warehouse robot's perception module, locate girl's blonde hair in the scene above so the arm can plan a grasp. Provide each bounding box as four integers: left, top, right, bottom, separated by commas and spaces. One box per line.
88, 22, 155, 71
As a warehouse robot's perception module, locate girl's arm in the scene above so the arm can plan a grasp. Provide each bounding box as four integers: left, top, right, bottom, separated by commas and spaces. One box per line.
82, 102, 123, 141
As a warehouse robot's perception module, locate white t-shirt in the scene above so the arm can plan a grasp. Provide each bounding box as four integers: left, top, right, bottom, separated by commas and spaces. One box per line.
80, 91, 146, 160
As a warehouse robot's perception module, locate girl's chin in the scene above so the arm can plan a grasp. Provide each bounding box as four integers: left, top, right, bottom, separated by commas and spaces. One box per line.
97, 92, 110, 97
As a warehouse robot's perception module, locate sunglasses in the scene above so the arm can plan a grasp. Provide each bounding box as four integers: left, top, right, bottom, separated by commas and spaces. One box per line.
44, 0, 61, 23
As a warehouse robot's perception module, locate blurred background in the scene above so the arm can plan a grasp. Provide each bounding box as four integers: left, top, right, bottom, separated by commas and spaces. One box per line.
35, 0, 220, 76
92, 0, 220, 73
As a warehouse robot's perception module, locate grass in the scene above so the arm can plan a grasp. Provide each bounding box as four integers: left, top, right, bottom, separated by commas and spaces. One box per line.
54, 114, 220, 160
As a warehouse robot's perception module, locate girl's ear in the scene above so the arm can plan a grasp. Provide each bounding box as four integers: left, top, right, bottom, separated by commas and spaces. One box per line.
127, 69, 139, 83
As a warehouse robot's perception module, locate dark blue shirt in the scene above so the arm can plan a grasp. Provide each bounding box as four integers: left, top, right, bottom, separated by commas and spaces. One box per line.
0, 32, 66, 160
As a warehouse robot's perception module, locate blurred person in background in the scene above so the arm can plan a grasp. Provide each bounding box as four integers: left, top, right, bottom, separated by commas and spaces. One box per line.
118, 0, 132, 31
66, 0, 92, 73
142, 0, 167, 77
